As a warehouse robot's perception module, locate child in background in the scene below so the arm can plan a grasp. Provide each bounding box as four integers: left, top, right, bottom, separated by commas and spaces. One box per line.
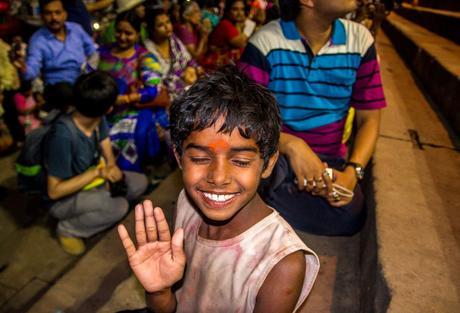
118, 66, 320, 312
13, 80, 41, 135
0, 90, 14, 152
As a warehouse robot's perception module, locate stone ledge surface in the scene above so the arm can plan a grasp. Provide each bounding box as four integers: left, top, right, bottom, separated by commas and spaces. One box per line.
383, 13, 460, 135
375, 31, 460, 312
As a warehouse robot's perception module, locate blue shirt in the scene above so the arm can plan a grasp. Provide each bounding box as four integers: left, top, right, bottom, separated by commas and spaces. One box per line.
45, 116, 109, 180
24, 22, 96, 85
240, 19, 386, 156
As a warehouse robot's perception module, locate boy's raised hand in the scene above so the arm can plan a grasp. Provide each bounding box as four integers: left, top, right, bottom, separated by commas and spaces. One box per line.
117, 200, 186, 293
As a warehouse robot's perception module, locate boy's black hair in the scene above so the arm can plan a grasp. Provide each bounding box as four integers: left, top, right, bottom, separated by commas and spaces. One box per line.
73, 71, 118, 118
115, 9, 143, 33
39, 0, 64, 10
170, 65, 281, 168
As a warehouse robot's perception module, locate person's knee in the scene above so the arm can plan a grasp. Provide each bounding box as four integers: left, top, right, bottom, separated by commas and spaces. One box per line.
101, 197, 129, 223
124, 171, 148, 199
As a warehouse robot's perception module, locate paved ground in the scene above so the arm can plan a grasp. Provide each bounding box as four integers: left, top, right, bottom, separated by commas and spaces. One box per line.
0, 24, 459, 313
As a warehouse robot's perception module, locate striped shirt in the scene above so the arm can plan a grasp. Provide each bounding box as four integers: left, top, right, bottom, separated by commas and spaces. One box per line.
239, 19, 386, 157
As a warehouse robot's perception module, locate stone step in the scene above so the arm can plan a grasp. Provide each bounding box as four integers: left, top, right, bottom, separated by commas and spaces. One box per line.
382, 13, 460, 136
411, 0, 460, 12
395, 3, 460, 44
373, 29, 460, 313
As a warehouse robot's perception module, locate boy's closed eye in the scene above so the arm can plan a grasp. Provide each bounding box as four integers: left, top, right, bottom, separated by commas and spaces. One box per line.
231, 158, 252, 168
190, 156, 211, 164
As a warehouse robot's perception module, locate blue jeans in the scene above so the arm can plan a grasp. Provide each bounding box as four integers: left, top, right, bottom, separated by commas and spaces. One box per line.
259, 155, 365, 236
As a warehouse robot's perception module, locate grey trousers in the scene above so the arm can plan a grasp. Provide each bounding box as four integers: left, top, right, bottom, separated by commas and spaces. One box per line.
50, 171, 148, 238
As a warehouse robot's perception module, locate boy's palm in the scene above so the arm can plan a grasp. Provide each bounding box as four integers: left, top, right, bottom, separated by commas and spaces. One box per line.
118, 201, 186, 293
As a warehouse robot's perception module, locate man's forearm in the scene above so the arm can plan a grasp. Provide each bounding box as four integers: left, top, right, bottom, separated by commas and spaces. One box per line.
146, 288, 177, 313
279, 132, 314, 157
347, 110, 381, 167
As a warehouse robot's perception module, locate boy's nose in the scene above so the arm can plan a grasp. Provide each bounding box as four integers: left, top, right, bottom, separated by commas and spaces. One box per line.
207, 159, 231, 186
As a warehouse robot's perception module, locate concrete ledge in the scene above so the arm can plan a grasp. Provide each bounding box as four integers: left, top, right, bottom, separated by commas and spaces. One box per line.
414, 0, 460, 12
359, 163, 391, 313
374, 31, 460, 312
395, 4, 460, 45
382, 13, 460, 136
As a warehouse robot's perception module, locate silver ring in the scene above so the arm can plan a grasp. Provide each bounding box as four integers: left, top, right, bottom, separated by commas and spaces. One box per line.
332, 191, 340, 201
303, 178, 307, 187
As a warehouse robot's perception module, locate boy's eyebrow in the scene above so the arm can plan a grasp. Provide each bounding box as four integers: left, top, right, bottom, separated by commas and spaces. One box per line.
184, 143, 259, 154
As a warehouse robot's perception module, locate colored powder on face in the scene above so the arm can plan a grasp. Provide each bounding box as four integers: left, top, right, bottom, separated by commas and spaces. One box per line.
209, 139, 229, 153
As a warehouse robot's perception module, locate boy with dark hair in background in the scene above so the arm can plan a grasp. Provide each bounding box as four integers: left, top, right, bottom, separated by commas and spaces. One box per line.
118, 66, 319, 312
45, 71, 147, 255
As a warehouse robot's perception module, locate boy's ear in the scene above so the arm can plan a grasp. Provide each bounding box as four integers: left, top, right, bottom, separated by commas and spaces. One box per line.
173, 147, 183, 170
261, 150, 279, 179
107, 106, 113, 114
299, 0, 314, 9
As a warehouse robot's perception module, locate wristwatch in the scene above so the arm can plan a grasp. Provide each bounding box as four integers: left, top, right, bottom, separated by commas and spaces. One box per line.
345, 162, 365, 180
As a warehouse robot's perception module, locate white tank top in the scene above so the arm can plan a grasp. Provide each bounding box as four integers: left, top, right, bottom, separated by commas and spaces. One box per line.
174, 190, 320, 313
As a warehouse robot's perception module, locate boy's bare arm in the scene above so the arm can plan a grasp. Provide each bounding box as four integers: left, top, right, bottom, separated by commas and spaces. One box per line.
100, 137, 117, 166
254, 250, 306, 313
47, 169, 100, 200
145, 288, 177, 313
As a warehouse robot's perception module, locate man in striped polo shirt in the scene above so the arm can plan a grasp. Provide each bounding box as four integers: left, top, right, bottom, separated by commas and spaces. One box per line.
239, 0, 386, 235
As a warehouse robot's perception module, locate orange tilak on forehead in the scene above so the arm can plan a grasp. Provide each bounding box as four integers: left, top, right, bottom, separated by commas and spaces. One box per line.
208, 139, 230, 152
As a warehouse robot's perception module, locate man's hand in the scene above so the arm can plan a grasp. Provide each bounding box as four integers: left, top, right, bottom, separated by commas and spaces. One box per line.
101, 165, 123, 182
118, 201, 186, 293
327, 167, 357, 207
281, 134, 332, 194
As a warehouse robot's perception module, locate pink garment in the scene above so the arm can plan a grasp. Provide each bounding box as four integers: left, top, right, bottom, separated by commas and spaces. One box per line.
174, 23, 198, 45
13, 93, 41, 134
174, 190, 320, 313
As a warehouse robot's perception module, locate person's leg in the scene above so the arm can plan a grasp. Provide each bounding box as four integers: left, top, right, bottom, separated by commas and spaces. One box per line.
262, 182, 365, 236
259, 155, 366, 236
50, 188, 129, 238
123, 171, 148, 200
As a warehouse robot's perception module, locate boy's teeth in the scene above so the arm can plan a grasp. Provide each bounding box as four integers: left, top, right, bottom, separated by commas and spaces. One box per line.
204, 192, 235, 202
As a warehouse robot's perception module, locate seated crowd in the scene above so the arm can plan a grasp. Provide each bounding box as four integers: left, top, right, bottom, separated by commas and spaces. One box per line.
0, 0, 386, 264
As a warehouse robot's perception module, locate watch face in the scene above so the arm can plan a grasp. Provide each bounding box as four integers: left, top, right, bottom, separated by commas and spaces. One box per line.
355, 166, 364, 179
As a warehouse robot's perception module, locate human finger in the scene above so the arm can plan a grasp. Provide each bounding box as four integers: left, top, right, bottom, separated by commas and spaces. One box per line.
143, 200, 158, 242
154, 207, 171, 242
328, 191, 353, 207
312, 175, 326, 194
117, 224, 137, 258
329, 197, 353, 207
322, 169, 333, 195
171, 228, 186, 264
135, 204, 148, 246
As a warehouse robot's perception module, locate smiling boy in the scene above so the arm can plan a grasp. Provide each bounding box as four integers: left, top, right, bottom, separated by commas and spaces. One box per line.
118, 66, 319, 312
